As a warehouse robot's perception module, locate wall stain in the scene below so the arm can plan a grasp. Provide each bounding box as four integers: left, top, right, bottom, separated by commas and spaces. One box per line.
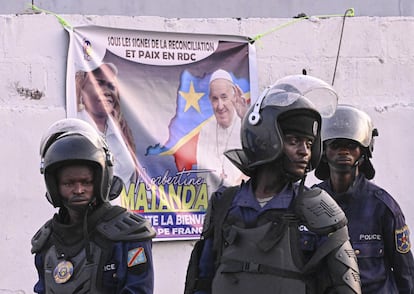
375, 102, 414, 113
14, 82, 44, 100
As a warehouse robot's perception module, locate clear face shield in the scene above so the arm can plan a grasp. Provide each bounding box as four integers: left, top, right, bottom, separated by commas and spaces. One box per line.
248, 74, 338, 126
40, 118, 100, 156
321, 105, 374, 148
39, 118, 113, 174
226, 75, 338, 177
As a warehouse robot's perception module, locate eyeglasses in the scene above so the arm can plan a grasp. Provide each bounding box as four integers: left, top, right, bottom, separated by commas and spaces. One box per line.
325, 139, 359, 150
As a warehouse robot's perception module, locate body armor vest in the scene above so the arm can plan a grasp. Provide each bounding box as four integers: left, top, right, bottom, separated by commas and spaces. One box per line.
32, 204, 156, 294
43, 242, 104, 294
212, 214, 311, 294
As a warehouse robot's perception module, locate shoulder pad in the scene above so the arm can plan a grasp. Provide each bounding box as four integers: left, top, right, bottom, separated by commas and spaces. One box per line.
202, 186, 238, 237
201, 197, 214, 236
31, 220, 52, 254
295, 187, 347, 235
97, 211, 156, 241
201, 189, 223, 236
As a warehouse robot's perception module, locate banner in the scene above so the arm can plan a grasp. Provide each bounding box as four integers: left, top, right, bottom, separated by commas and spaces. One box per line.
66, 25, 258, 240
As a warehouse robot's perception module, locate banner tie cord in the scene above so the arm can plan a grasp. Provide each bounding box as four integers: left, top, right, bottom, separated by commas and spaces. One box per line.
250, 8, 354, 45
29, 4, 73, 30
29, 3, 353, 85
28, 4, 353, 42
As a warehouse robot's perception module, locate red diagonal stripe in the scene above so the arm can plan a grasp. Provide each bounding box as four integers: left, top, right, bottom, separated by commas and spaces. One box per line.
128, 247, 143, 267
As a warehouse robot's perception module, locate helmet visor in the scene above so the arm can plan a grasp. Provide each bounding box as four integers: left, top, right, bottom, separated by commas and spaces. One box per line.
39, 119, 111, 175
322, 105, 373, 147
40, 118, 107, 157
272, 74, 338, 118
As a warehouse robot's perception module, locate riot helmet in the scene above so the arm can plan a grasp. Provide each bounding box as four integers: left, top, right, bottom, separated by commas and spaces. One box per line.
315, 104, 378, 180
39, 118, 100, 159
225, 74, 338, 177
40, 118, 114, 207
272, 74, 338, 118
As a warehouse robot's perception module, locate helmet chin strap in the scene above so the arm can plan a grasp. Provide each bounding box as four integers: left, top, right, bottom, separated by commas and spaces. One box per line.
59, 195, 96, 263
83, 202, 95, 264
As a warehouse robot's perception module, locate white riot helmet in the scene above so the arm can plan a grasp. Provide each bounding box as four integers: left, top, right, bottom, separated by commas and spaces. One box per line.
315, 104, 378, 180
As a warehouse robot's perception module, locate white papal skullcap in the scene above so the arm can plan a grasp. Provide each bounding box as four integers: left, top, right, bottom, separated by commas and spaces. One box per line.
209, 69, 233, 85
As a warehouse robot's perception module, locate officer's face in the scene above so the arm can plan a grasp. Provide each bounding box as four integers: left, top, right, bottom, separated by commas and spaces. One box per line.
282, 134, 313, 177
209, 79, 236, 129
325, 139, 361, 172
58, 165, 95, 210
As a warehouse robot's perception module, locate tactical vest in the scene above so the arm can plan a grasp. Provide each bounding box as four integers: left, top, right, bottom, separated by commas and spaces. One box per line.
43, 243, 104, 293
212, 214, 311, 294
187, 186, 358, 294
32, 204, 156, 294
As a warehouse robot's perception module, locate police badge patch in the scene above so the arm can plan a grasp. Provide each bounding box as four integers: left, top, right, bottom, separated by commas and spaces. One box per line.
395, 225, 411, 254
53, 260, 74, 284
127, 247, 147, 267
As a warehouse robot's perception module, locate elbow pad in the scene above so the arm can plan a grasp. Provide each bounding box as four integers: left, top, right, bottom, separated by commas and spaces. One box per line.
295, 187, 347, 235
327, 240, 362, 294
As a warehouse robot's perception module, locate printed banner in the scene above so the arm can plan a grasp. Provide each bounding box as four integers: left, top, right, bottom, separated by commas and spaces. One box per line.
66, 25, 258, 240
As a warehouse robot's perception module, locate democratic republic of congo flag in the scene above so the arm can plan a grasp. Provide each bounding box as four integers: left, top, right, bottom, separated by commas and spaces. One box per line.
146, 69, 250, 171
146, 70, 212, 171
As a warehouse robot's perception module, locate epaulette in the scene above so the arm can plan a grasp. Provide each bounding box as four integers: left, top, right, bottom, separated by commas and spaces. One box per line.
97, 211, 156, 242
372, 187, 403, 219
31, 220, 52, 254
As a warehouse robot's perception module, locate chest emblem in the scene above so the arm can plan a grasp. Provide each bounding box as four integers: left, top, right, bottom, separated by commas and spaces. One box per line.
53, 260, 74, 284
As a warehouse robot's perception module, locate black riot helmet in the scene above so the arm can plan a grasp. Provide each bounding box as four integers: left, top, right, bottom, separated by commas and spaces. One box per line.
315, 104, 378, 180
39, 118, 115, 207
225, 74, 338, 177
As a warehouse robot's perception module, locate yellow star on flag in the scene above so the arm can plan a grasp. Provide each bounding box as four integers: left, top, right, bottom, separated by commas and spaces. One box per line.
179, 81, 205, 113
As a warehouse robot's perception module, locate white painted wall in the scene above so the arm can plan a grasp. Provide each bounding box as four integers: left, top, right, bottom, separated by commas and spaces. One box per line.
2, 0, 414, 17
0, 14, 413, 294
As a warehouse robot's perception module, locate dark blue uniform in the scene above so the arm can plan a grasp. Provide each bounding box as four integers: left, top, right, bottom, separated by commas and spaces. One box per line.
32, 204, 154, 294
34, 240, 154, 293
317, 174, 414, 293
195, 180, 347, 294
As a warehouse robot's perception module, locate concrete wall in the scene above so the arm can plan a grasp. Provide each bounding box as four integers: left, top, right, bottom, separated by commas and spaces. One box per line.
0, 14, 413, 294
1, 0, 414, 17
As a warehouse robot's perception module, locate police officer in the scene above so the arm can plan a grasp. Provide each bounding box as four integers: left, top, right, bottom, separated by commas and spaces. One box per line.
315, 104, 414, 293
184, 75, 361, 294
31, 118, 156, 293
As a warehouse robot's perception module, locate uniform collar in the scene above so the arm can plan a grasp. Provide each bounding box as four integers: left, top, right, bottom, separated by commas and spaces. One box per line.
236, 180, 295, 210
326, 173, 366, 202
